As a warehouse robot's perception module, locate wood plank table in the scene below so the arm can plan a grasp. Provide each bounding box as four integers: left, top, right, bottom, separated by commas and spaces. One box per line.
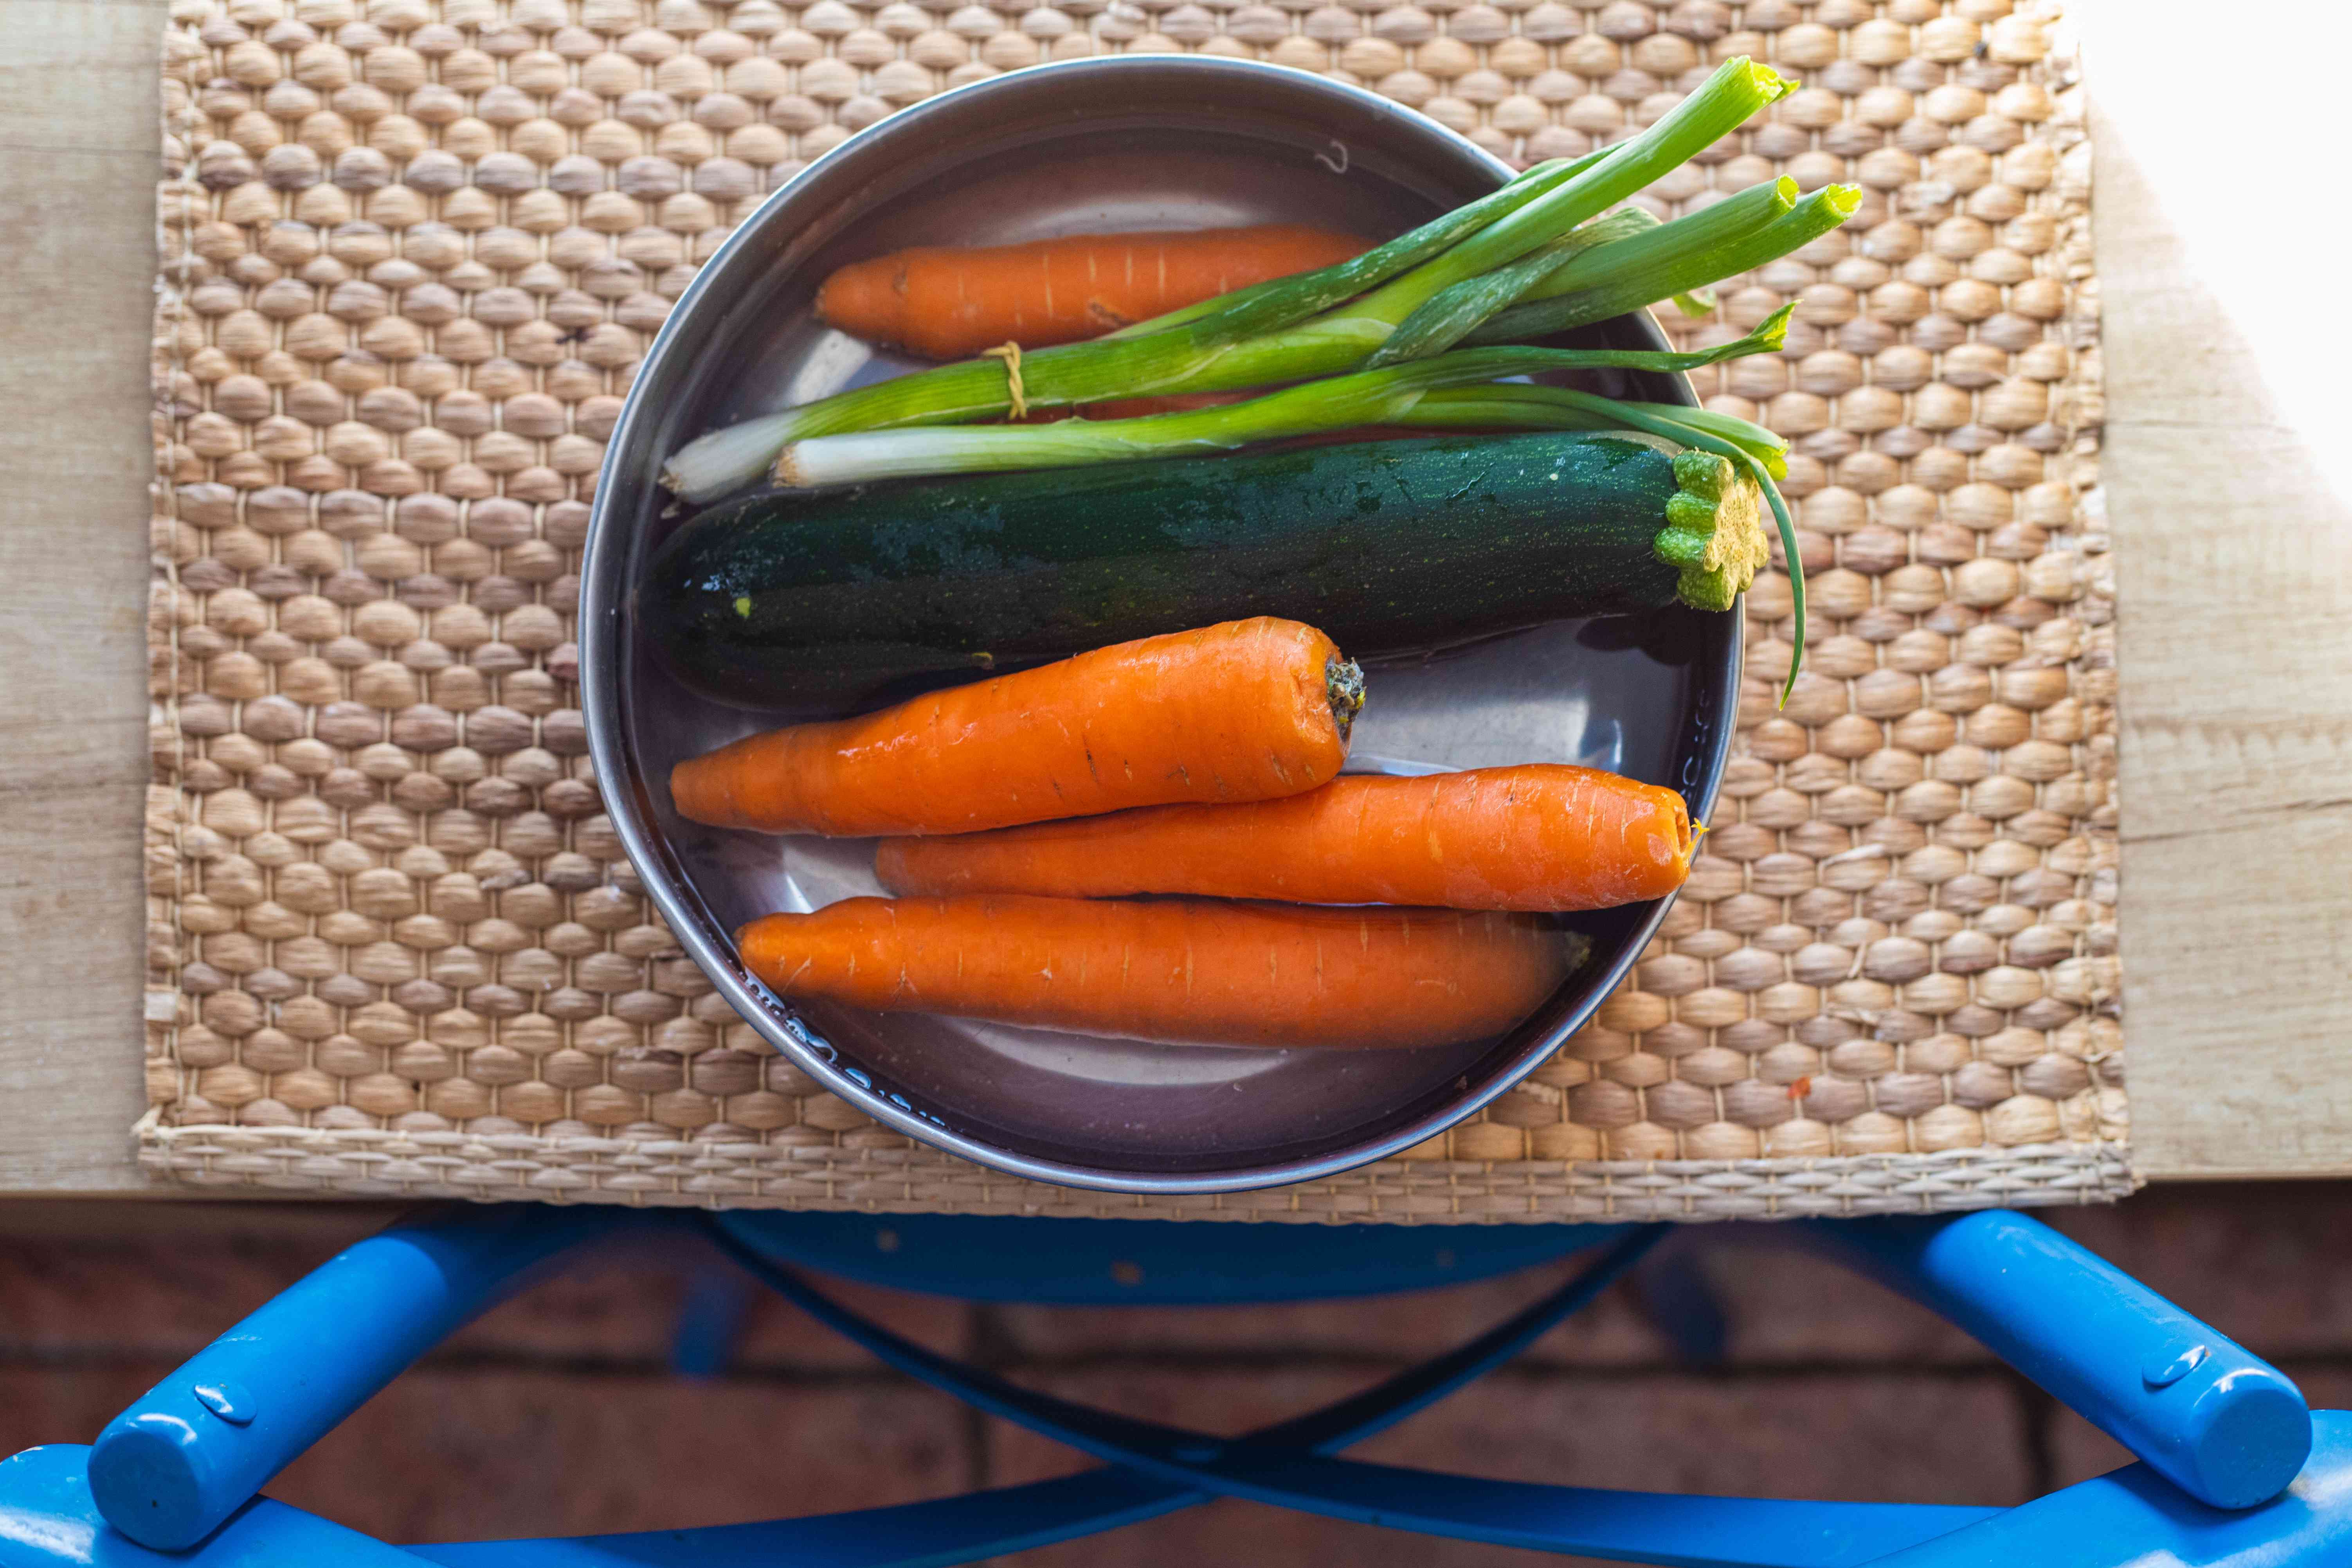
6, 0, 2343, 1195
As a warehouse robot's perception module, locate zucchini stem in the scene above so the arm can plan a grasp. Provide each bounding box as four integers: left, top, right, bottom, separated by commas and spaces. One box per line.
1655, 450, 1770, 614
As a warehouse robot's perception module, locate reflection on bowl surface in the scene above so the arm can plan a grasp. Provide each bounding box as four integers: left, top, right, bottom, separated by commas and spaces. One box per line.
583, 56, 1738, 1191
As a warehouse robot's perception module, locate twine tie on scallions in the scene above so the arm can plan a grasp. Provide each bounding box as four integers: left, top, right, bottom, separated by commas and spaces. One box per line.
981, 342, 1028, 420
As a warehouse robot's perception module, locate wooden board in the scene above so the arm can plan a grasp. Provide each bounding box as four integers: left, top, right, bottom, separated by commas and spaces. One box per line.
2091, 1, 2352, 1178
3, 0, 2348, 1191
0, 0, 169, 1194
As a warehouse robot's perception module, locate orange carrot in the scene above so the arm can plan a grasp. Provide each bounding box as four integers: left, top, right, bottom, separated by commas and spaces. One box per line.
737, 895, 1583, 1050
815, 226, 1368, 360
877, 765, 1697, 912
670, 618, 1363, 838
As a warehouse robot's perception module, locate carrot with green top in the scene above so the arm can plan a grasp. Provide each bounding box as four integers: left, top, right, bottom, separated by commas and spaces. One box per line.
737, 895, 1585, 1050
670, 618, 1363, 838
877, 764, 1697, 913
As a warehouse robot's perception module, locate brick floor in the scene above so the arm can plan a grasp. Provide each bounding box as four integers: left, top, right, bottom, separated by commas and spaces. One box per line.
275, 1369, 971, 1543
0, 1184, 2346, 1560
446, 1247, 976, 1373
2046, 1189, 2352, 1359
992, 1269, 1669, 1369
0, 1363, 174, 1454
0, 1208, 380, 1360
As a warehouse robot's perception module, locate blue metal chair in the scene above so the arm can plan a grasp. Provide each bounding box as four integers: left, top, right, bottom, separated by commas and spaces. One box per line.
3, 1203, 2345, 1567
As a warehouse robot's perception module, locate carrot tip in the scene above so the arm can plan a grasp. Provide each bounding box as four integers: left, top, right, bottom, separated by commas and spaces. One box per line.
1325, 657, 1365, 742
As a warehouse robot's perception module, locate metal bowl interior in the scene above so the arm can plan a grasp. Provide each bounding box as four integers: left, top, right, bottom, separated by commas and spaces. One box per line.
584, 56, 1740, 1192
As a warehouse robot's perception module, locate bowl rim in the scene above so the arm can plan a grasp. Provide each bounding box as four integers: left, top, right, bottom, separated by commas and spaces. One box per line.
583, 52, 1740, 1194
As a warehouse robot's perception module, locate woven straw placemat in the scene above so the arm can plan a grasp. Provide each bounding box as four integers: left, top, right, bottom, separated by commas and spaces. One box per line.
139, 0, 2126, 1219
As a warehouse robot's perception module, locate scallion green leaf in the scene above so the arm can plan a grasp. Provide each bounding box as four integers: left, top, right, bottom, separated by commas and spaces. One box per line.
1468, 184, 1860, 346
1364, 207, 1655, 368
774, 315, 1792, 487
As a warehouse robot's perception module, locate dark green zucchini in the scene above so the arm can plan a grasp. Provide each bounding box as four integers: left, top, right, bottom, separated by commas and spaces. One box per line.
642, 432, 1765, 712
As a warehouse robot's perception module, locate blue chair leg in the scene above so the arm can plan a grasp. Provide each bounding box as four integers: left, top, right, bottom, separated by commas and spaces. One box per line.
0, 1223, 1673, 1568
0, 1444, 1193, 1568
1861, 1410, 2352, 1568
17, 1420, 2352, 1568
1048, 1417, 2352, 1568
1805, 1211, 2312, 1510
2, 1204, 2343, 1568
0, 1444, 430, 1567
84, 1204, 627, 1550
669, 1264, 758, 1379
706, 1223, 2002, 1568
705, 1221, 1667, 1465
1630, 1235, 1731, 1368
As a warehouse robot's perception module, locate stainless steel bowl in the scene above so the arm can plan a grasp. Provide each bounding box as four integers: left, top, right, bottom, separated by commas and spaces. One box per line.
583, 55, 1739, 1194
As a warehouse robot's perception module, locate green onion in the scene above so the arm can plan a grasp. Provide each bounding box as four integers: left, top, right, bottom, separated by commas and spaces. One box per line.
659, 162, 1603, 503
1364, 207, 1658, 369
1500, 202, 1719, 320
1639, 403, 1791, 479
1103, 151, 1612, 343
1343, 57, 1796, 324
1469, 184, 1860, 346
662, 157, 1627, 501
658, 57, 1817, 503
1522, 178, 1797, 306
1398, 383, 1792, 481
774, 312, 1791, 487
660, 326, 1327, 502
1735, 446, 1806, 707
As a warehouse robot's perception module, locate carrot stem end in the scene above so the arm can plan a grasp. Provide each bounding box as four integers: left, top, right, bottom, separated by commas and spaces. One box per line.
1325, 656, 1367, 743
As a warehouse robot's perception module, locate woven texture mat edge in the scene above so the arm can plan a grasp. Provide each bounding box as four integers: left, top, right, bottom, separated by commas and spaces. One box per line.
139, 0, 2132, 1219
